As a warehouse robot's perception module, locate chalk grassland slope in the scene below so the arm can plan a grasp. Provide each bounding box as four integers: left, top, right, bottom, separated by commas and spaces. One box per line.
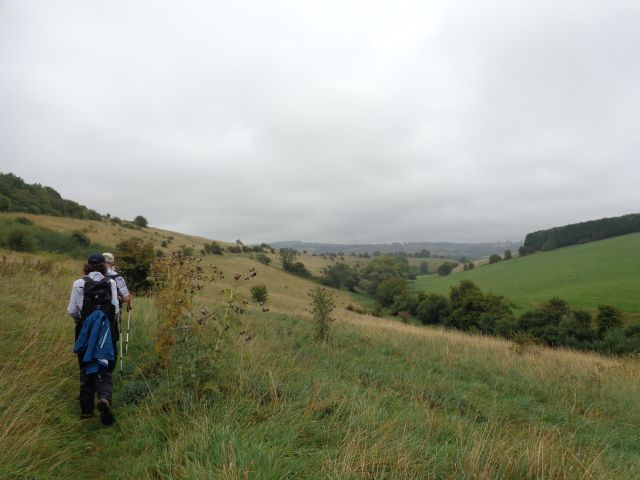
414, 233, 640, 315
1, 253, 639, 479
0, 212, 232, 252
0, 213, 457, 289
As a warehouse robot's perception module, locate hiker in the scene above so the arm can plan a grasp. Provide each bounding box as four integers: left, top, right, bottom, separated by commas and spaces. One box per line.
102, 252, 133, 312
67, 253, 119, 425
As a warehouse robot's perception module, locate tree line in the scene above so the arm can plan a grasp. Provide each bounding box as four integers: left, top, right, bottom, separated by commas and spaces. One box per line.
522, 213, 640, 254
0, 173, 102, 220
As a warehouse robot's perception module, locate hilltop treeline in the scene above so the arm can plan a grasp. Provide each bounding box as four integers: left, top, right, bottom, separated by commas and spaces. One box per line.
522, 213, 640, 253
0, 173, 102, 220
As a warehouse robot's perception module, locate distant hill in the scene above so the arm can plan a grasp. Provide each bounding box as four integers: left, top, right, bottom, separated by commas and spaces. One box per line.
269, 240, 521, 260
523, 213, 640, 253
0, 172, 102, 220
415, 232, 640, 315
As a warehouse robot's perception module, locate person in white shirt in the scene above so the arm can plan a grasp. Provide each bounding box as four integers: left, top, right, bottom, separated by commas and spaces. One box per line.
102, 252, 133, 311
67, 253, 119, 425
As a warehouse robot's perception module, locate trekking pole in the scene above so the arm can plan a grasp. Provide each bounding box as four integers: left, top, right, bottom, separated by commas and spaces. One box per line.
118, 311, 124, 374
125, 308, 131, 354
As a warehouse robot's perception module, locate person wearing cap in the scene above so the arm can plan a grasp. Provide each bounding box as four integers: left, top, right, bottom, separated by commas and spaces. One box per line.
102, 252, 133, 312
67, 253, 119, 425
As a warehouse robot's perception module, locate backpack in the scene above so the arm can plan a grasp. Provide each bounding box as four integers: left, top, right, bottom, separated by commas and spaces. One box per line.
80, 276, 118, 341
105, 271, 126, 307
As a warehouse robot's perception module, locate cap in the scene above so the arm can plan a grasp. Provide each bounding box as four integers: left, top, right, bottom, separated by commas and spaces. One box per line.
87, 253, 106, 265
102, 252, 115, 264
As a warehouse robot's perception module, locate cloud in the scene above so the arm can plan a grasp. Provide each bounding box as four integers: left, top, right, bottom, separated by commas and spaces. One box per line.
1, 0, 639, 243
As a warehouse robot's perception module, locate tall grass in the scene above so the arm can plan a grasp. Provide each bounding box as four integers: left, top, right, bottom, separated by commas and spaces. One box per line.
2, 253, 639, 479
0, 259, 86, 478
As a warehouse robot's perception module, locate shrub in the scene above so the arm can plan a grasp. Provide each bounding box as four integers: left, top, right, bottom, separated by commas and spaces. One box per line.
417, 294, 451, 325
279, 248, 298, 269
256, 253, 271, 265
133, 215, 148, 227
375, 276, 408, 308
517, 298, 599, 348
448, 280, 515, 334
250, 284, 268, 304
488, 254, 502, 264
287, 261, 311, 277
204, 241, 223, 255
558, 309, 595, 346
391, 290, 418, 316
14, 216, 33, 225
323, 262, 359, 290
596, 305, 623, 339
71, 231, 90, 247
115, 237, 155, 293
308, 287, 335, 342
359, 256, 402, 293
450, 280, 482, 309
7, 227, 36, 252
437, 263, 453, 276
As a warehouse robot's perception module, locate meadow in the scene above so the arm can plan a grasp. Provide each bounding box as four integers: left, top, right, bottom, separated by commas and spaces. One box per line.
1, 216, 640, 479
414, 233, 640, 316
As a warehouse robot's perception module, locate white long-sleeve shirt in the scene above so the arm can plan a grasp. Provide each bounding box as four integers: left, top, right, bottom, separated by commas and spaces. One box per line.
106, 267, 130, 298
67, 271, 119, 320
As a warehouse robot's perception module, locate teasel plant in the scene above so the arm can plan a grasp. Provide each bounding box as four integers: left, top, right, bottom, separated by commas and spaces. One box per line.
149, 252, 258, 387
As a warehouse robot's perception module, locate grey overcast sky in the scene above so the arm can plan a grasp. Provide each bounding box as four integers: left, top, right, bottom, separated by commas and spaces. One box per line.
1, 1, 639, 244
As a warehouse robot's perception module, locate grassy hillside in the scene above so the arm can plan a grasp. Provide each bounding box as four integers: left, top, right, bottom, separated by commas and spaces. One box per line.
414, 233, 640, 316
2, 216, 640, 479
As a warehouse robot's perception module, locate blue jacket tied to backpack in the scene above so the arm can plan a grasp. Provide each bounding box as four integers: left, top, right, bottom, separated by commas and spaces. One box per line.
73, 310, 115, 375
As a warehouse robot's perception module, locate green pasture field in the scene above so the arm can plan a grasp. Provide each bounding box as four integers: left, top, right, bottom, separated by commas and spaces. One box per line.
414, 233, 640, 316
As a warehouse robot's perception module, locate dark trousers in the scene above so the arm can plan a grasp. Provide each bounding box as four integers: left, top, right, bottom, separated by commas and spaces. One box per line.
79, 368, 113, 414
75, 322, 118, 414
